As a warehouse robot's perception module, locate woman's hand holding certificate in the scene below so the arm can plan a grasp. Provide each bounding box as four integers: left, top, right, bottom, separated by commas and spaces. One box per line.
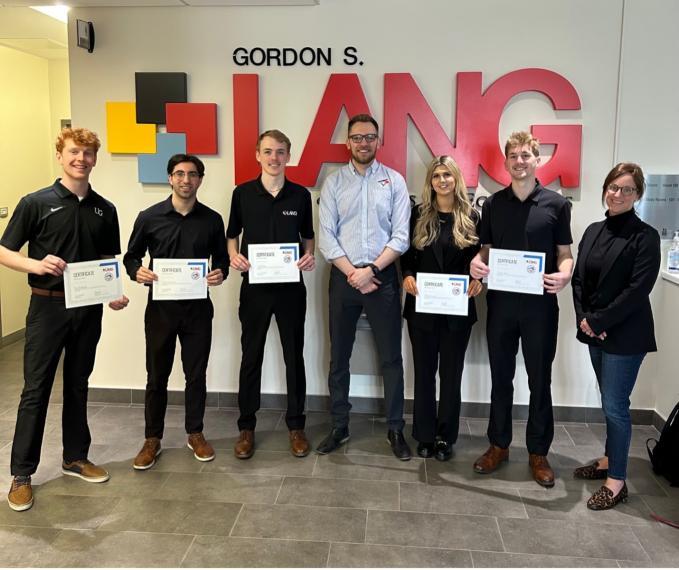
487, 248, 545, 295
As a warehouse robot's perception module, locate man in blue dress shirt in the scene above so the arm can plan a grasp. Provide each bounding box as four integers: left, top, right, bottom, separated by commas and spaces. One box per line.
317, 114, 412, 460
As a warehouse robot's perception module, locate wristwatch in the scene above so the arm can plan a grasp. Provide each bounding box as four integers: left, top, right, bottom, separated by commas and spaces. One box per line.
368, 263, 380, 276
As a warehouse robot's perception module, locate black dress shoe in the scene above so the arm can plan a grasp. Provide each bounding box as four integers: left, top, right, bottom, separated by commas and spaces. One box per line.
315, 427, 350, 455
434, 440, 453, 461
387, 430, 412, 461
417, 442, 435, 458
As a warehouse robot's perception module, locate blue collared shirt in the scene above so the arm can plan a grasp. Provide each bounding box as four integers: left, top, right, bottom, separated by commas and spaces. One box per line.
318, 160, 411, 265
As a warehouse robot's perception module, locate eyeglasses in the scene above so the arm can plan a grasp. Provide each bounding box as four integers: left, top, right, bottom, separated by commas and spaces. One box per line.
171, 170, 200, 180
606, 183, 637, 196
348, 134, 378, 144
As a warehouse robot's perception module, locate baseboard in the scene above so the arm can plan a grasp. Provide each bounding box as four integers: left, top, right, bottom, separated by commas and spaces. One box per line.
85, 388, 659, 426
0, 328, 25, 348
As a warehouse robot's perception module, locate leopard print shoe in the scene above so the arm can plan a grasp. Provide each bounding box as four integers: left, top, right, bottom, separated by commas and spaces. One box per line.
586, 482, 628, 510
573, 461, 608, 480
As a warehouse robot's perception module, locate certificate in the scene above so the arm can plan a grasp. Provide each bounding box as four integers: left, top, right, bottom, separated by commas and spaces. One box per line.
152, 258, 208, 301
64, 259, 123, 309
248, 243, 300, 284
415, 273, 469, 316
488, 248, 545, 295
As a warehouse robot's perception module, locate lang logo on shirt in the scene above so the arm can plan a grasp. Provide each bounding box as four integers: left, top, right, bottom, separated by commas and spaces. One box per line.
282, 210, 297, 216
378, 179, 391, 187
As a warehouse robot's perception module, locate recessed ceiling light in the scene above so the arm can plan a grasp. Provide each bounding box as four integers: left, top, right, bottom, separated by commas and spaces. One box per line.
30, 5, 70, 24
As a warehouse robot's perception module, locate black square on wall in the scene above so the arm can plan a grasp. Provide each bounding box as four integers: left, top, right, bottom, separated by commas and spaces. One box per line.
135, 72, 188, 124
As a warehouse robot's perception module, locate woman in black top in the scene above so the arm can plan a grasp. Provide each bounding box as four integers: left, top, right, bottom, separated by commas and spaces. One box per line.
571, 162, 660, 510
402, 156, 482, 461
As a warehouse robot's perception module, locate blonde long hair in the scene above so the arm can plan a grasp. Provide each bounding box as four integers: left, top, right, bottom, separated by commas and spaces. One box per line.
412, 156, 478, 250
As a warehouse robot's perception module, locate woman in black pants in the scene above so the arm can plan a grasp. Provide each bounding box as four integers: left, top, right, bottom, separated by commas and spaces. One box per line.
402, 155, 482, 461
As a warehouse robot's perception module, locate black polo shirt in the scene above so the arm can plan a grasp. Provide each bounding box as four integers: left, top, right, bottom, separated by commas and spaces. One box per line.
479, 181, 572, 276
123, 196, 229, 281
226, 176, 314, 278
0, 179, 120, 291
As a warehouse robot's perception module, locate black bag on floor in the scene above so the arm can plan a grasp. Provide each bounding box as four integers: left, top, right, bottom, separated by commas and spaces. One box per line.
647, 401, 679, 487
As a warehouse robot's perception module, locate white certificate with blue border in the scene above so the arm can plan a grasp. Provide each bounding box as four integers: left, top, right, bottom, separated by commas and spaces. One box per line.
248, 243, 300, 284
415, 273, 469, 316
152, 258, 208, 300
63, 259, 123, 309
488, 248, 545, 295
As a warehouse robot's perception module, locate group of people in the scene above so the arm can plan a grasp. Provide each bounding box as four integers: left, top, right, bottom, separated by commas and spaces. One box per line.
0, 116, 660, 515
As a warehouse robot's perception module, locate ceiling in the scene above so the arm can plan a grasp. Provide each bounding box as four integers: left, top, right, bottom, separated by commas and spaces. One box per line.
0, 1, 319, 6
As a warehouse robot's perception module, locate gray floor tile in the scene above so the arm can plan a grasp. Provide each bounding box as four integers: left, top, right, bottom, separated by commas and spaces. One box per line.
202, 450, 315, 477
98, 497, 241, 535
47, 528, 195, 567
0, 524, 62, 567
182, 535, 330, 568
564, 424, 606, 446
328, 542, 473, 567
640, 493, 679, 521
313, 453, 426, 483
520, 486, 654, 526
366, 510, 503, 551
631, 524, 679, 566
277, 476, 399, 510
400, 481, 527, 518
155, 471, 282, 503
498, 518, 650, 561
232, 503, 366, 542
471, 551, 620, 567
0, 494, 119, 530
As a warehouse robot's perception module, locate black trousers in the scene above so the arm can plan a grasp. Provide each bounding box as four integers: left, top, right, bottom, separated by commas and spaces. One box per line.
328, 265, 405, 431
408, 319, 472, 444
144, 298, 213, 439
11, 295, 103, 476
237, 280, 307, 431
486, 292, 559, 455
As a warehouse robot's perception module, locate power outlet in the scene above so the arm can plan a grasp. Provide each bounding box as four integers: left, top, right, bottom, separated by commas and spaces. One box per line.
0, 207, 8, 218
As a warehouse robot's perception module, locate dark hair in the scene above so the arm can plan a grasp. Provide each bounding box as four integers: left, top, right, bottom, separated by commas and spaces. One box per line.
166, 154, 205, 177
348, 113, 379, 135
257, 129, 291, 152
601, 162, 645, 203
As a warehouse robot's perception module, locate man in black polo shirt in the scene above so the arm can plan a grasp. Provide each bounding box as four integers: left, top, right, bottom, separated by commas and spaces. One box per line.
123, 154, 228, 470
0, 127, 129, 512
470, 131, 573, 487
227, 129, 315, 459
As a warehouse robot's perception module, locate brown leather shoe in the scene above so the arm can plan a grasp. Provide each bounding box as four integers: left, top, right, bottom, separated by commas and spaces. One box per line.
7, 476, 33, 512
188, 433, 215, 462
133, 437, 162, 470
289, 429, 310, 457
62, 459, 110, 483
473, 445, 509, 474
529, 453, 555, 487
234, 430, 255, 459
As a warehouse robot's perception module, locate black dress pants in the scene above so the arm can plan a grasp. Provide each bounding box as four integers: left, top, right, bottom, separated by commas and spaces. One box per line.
11, 295, 103, 476
327, 265, 405, 431
408, 318, 472, 444
144, 298, 213, 439
486, 291, 559, 455
237, 280, 307, 431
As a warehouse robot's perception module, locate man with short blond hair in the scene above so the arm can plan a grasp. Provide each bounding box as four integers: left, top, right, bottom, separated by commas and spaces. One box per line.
0, 127, 129, 512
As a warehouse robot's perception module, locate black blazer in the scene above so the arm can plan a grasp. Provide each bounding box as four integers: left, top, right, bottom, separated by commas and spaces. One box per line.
401, 205, 480, 331
571, 211, 660, 354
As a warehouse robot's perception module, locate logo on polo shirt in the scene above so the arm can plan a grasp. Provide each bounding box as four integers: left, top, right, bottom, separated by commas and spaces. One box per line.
50, 206, 63, 213
282, 210, 297, 216
94, 207, 103, 217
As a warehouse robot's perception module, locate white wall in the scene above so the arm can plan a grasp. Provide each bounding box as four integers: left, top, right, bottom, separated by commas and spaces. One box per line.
64, 0, 675, 413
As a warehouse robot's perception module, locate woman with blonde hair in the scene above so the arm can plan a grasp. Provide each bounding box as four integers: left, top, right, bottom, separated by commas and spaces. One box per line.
402, 155, 482, 460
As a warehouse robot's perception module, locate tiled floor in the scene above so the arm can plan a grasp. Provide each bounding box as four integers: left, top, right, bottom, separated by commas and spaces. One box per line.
1, 339, 678, 568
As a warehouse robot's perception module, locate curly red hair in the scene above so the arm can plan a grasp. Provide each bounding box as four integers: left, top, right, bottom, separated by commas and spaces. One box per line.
56, 127, 101, 154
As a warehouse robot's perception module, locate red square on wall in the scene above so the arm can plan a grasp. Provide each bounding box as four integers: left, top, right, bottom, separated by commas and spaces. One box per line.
166, 103, 218, 155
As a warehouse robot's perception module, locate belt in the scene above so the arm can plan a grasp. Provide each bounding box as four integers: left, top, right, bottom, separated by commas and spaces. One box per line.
31, 287, 65, 298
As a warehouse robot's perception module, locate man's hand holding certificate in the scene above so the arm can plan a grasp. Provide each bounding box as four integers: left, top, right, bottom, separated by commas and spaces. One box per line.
248, 243, 300, 284
488, 248, 545, 295
415, 273, 469, 316
152, 259, 208, 301
64, 259, 123, 309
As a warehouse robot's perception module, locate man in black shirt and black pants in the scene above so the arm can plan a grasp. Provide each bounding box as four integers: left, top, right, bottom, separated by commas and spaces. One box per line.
470, 131, 573, 487
227, 130, 315, 459
123, 154, 228, 470
0, 127, 129, 512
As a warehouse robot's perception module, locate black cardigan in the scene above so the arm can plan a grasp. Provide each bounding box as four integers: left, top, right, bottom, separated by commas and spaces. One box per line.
401, 205, 480, 331
571, 211, 660, 354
